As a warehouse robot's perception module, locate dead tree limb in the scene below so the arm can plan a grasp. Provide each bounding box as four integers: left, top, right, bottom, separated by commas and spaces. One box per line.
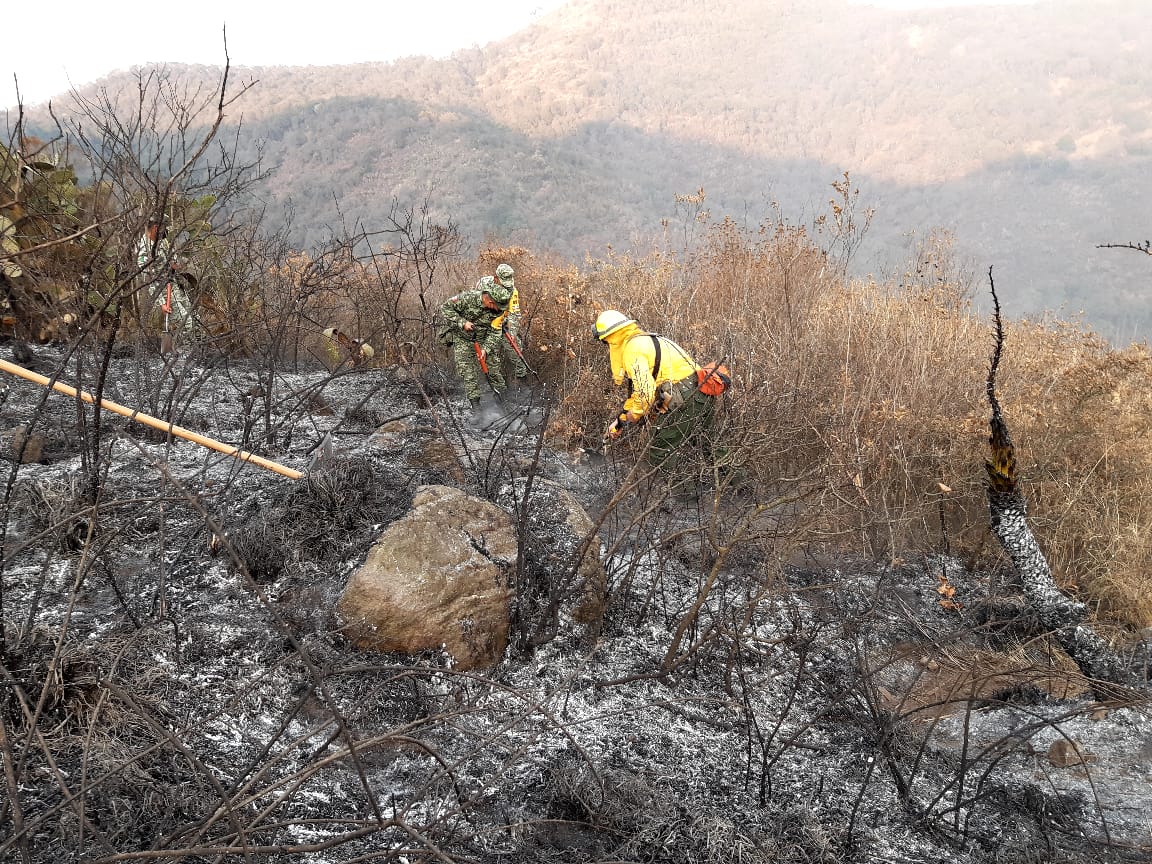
1096, 241, 1151, 256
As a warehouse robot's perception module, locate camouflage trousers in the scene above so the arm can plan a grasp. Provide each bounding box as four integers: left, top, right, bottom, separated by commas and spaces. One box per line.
150, 278, 195, 335
450, 330, 506, 400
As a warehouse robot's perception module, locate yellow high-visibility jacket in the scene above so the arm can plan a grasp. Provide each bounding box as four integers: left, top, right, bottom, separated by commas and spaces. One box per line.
604, 322, 697, 422
490, 288, 519, 329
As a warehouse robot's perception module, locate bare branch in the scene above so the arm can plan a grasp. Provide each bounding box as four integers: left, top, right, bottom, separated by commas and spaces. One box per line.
1096, 240, 1152, 255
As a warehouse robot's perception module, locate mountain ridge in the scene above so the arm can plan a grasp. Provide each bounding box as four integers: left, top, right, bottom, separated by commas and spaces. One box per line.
12, 0, 1151, 338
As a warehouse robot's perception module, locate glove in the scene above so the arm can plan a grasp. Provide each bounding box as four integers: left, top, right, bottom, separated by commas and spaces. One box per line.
605, 414, 628, 441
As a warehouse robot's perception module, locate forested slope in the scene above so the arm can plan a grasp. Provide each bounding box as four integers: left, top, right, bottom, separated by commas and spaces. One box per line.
19, 0, 1152, 337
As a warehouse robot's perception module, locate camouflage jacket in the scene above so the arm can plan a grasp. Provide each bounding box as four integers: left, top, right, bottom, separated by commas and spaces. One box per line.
135, 232, 173, 285
439, 288, 504, 341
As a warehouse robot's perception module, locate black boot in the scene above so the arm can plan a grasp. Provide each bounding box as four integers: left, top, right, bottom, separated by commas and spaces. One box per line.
468, 396, 482, 422
494, 390, 517, 418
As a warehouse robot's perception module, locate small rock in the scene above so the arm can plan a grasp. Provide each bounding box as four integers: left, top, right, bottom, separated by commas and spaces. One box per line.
11, 341, 35, 365
2, 425, 44, 463
1048, 738, 1096, 768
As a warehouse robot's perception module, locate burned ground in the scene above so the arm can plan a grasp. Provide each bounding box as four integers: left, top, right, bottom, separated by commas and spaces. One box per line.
0, 343, 1149, 863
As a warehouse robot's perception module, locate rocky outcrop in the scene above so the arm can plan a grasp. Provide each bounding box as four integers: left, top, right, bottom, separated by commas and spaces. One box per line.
871, 643, 1091, 720
337, 484, 517, 670
2, 425, 44, 463
367, 417, 466, 483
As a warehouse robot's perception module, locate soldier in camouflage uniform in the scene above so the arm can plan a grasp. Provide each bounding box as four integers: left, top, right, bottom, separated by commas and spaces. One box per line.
488, 263, 528, 386
439, 277, 513, 414
136, 219, 193, 335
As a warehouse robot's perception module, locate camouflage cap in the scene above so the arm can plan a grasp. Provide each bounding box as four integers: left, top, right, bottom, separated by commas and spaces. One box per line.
481, 277, 512, 307
495, 263, 515, 289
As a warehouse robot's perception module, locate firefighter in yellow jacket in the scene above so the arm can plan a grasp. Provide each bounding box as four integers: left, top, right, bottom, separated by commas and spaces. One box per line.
592, 309, 722, 468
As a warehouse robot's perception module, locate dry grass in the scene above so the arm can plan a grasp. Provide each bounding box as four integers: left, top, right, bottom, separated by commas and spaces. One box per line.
338, 221, 1152, 635
1006, 336, 1152, 627
504, 216, 1152, 631
45, 196, 1134, 630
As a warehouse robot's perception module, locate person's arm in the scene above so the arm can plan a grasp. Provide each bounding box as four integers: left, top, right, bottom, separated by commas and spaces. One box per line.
607, 370, 651, 440
136, 236, 151, 270
605, 339, 657, 439
603, 347, 658, 440
440, 293, 474, 333
621, 347, 657, 420
163, 238, 181, 272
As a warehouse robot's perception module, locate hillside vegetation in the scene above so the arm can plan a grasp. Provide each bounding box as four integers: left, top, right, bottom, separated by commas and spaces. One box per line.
2, 61, 1152, 862
9, 83, 1152, 628
16, 0, 1152, 340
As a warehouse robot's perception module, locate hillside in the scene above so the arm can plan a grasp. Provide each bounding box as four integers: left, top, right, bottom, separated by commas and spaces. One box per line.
6, 46, 1152, 856
18, 0, 1152, 338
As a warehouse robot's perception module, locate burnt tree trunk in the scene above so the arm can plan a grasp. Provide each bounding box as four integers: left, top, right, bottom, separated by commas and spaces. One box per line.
983, 271, 1135, 688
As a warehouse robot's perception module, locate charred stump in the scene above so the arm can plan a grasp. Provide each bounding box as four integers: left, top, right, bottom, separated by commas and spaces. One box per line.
984, 270, 1133, 687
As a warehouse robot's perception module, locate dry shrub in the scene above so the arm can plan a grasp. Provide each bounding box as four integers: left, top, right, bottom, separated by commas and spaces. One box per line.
1002, 335, 1152, 628
280, 456, 412, 559
201, 219, 463, 369
188, 216, 1151, 631
199, 241, 348, 361
539, 213, 1152, 630
788, 279, 990, 550
340, 250, 453, 368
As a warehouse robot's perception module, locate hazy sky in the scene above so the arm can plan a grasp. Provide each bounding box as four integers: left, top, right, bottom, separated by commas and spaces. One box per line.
4, 1, 567, 108
850, 0, 1036, 5
5, 0, 1038, 109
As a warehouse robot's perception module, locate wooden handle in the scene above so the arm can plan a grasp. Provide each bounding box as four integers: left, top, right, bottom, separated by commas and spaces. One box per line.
0, 358, 304, 480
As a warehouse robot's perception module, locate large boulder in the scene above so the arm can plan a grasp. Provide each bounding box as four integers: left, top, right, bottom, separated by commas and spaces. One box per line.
337, 485, 517, 669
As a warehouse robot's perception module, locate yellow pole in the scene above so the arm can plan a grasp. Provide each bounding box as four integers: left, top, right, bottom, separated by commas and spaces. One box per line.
0, 358, 304, 480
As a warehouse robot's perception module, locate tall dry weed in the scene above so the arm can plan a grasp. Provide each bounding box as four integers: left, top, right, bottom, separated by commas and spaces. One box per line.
527, 214, 1152, 630
1002, 334, 1152, 628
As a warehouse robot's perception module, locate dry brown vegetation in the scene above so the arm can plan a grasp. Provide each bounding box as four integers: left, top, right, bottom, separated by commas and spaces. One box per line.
19, 0, 1152, 338
253, 183, 1152, 643
5, 67, 1152, 861
503, 205, 1152, 634
6, 85, 1150, 633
